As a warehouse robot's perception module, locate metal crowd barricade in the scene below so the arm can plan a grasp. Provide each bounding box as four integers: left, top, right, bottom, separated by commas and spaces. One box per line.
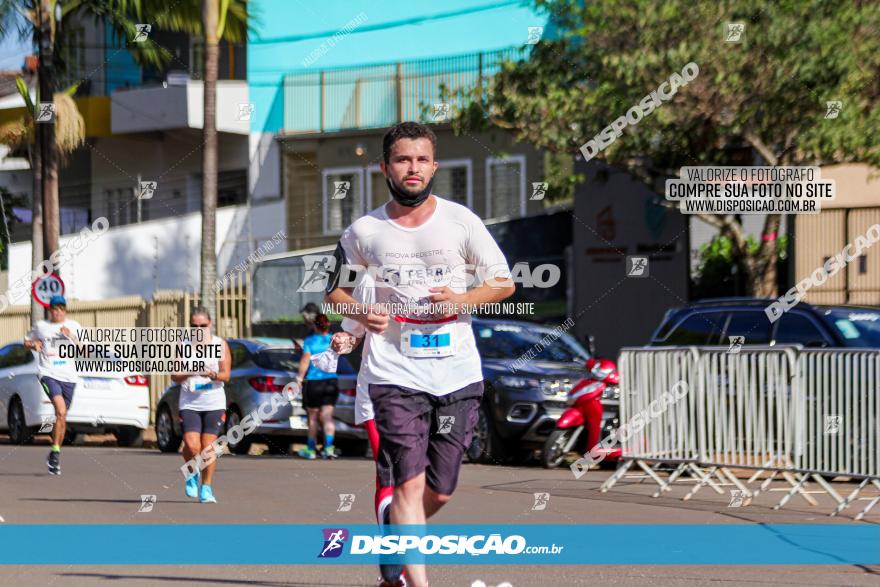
798, 349, 880, 519
598, 344, 880, 519
687, 346, 812, 506
600, 346, 713, 496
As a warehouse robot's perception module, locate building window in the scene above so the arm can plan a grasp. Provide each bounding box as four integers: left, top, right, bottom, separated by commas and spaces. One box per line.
323, 167, 364, 234
105, 187, 135, 226
486, 155, 526, 219
433, 159, 472, 208
218, 169, 248, 207
366, 166, 385, 211
859, 254, 868, 274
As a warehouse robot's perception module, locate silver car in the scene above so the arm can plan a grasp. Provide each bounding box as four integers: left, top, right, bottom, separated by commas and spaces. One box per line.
154, 337, 366, 456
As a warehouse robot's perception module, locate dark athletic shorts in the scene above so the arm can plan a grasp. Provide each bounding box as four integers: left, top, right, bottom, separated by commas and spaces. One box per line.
179, 409, 226, 436
303, 378, 339, 409
369, 381, 483, 496
41, 376, 76, 410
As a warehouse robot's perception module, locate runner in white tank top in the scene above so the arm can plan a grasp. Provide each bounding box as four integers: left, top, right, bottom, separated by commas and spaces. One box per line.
171, 308, 232, 504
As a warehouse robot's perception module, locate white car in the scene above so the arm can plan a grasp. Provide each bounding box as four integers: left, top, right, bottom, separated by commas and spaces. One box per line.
0, 342, 150, 446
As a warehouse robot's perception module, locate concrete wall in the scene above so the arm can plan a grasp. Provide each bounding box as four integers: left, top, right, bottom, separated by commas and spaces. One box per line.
6, 198, 285, 304
573, 162, 689, 358
112, 81, 250, 134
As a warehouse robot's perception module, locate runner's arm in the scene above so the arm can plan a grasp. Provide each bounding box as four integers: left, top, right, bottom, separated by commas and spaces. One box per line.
297, 352, 310, 383
23, 326, 42, 351
206, 340, 232, 383
171, 343, 196, 383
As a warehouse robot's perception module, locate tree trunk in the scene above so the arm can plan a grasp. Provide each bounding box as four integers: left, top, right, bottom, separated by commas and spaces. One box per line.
38, 1, 59, 274
29, 143, 44, 321
200, 0, 219, 314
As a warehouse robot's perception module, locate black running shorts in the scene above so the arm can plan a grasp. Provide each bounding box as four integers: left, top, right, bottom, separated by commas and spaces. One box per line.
369, 381, 483, 496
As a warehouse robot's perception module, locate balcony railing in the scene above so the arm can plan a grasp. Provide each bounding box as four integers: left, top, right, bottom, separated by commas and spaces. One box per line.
282, 47, 527, 134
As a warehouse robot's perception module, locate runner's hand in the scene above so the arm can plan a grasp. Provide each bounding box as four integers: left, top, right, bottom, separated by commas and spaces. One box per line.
30, 340, 43, 352
59, 326, 71, 338
331, 332, 358, 354
364, 304, 389, 335
428, 287, 466, 317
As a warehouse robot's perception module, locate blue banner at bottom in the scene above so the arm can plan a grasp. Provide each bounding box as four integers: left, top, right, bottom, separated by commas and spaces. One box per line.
0, 524, 877, 564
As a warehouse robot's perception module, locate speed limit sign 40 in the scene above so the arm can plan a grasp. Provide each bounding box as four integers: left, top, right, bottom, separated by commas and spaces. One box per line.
32, 273, 65, 307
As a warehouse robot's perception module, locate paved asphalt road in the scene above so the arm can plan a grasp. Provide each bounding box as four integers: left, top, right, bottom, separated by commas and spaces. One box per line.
0, 439, 878, 587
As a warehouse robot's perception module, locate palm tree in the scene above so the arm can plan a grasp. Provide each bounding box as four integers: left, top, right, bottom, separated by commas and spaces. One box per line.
146, 0, 249, 312
0, 0, 173, 316
0, 78, 84, 318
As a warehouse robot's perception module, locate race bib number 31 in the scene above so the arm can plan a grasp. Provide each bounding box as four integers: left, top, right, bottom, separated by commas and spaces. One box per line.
401, 322, 455, 358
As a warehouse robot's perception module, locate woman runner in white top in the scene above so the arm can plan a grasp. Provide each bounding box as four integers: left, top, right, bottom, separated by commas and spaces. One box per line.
171, 307, 232, 504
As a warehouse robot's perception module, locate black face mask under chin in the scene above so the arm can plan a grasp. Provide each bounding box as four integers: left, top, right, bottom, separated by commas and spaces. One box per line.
386, 175, 435, 208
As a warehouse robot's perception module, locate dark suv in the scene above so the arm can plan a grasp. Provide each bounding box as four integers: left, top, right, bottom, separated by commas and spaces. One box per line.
650, 298, 880, 348
467, 318, 597, 464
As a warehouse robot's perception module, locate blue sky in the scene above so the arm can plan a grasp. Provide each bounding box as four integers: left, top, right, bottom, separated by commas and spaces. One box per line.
0, 28, 31, 70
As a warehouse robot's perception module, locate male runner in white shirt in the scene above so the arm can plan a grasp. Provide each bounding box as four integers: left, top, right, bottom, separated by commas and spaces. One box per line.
24, 295, 83, 475
325, 121, 515, 587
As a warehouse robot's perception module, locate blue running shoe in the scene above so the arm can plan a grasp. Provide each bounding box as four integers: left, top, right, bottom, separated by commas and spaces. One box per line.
200, 484, 217, 504
185, 472, 199, 498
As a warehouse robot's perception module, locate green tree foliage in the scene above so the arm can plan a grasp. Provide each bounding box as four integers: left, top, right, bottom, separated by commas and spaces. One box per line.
452, 0, 880, 296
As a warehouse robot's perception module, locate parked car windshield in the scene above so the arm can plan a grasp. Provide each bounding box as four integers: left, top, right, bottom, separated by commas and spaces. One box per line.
819, 308, 880, 348
253, 348, 355, 374
473, 322, 589, 363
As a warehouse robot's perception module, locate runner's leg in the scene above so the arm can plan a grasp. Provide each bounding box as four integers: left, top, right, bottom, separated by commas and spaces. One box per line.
423, 486, 451, 518
200, 409, 225, 488
200, 432, 219, 485
50, 394, 67, 448
391, 472, 428, 586
365, 418, 395, 519
182, 432, 202, 464
319, 404, 335, 450
306, 407, 319, 452
423, 384, 482, 517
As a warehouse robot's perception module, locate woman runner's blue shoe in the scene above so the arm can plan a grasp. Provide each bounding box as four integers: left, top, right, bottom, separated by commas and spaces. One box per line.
185, 472, 199, 498
200, 484, 217, 503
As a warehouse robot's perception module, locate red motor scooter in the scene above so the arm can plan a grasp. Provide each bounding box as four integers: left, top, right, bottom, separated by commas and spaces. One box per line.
541, 357, 622, 469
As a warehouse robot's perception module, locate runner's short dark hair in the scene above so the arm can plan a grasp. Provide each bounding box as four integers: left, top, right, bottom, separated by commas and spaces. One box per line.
382, 121, 437, 163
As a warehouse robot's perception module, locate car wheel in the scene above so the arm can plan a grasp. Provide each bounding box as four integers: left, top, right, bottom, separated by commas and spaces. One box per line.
226, 407, 253, 455
155, 405, 182, 453
468, 403, 506, 464
542, 428, 576, 469
7, 399, 34, 445
114, 426, 144, 448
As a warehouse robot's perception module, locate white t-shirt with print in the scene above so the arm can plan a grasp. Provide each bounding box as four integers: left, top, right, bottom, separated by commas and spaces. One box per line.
27, 319, 84, 383
337, 196, 511, 396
